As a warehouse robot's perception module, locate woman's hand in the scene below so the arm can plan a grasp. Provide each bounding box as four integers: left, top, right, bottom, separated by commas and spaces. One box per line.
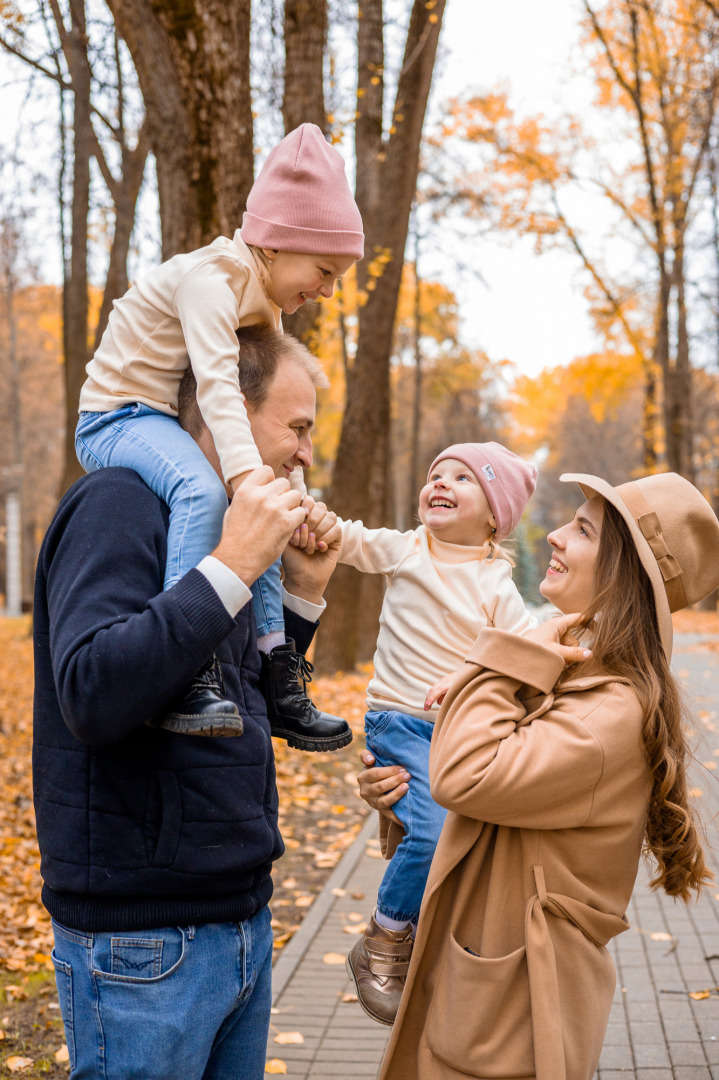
357, 750, 410, 826
524, 612, 592, 666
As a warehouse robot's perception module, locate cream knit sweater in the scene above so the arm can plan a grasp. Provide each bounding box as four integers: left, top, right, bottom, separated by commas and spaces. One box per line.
339, 520, 537, 721
80, 231, 281, 485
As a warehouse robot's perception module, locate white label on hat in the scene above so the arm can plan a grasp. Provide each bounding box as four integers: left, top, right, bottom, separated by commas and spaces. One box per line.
482, 464, 496, 481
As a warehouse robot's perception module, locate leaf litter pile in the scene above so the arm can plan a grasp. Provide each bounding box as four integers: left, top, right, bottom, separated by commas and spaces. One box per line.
0, 618, 372, 1076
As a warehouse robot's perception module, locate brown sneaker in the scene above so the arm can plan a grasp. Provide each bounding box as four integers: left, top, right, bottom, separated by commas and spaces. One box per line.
345, 914, 414, 1026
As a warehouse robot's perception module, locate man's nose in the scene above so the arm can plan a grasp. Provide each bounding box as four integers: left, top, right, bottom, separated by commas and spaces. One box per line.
297, 433, 313, 468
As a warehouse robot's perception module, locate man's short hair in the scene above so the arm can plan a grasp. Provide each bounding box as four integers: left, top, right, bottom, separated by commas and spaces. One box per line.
178, 323, 329, 437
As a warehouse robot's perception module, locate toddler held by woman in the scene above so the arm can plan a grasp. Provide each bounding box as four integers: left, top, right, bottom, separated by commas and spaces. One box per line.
339, 441, 538, 1023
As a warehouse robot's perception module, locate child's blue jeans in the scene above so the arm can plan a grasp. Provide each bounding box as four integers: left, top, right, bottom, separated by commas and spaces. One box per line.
75, 405, 284, 636
365, 709, 448, 924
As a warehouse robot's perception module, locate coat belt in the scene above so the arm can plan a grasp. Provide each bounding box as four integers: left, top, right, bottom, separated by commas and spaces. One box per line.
524, 865, 629, 1080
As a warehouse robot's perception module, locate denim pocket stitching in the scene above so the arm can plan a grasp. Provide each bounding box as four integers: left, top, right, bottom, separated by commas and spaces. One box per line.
109, 937, 164, 978
92, 928, 187, 985
51, 951, 76, 1071
51, 920, 92, 947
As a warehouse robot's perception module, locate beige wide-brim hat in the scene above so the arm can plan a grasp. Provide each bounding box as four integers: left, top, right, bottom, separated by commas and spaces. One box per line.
560, 472, 719, 660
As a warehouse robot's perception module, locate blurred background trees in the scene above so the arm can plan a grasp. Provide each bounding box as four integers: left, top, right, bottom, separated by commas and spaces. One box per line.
1, 0, 719, 645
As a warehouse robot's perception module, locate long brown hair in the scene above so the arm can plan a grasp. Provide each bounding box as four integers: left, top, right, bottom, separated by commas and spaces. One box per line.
562, 500, 712, 901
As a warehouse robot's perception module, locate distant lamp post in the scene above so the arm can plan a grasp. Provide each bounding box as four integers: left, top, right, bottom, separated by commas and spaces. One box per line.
2, 466, 23, 617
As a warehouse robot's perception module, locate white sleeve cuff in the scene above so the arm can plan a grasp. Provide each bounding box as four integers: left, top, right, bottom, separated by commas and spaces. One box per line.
282, 584, 326, 624
197, 555, 253, 617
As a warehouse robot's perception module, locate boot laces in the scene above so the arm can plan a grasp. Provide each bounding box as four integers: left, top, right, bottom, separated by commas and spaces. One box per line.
287, 652, 314, 693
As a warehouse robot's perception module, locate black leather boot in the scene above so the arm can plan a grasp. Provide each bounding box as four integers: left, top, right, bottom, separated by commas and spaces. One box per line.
260, 640, 352, 752
148, 655, 244, 737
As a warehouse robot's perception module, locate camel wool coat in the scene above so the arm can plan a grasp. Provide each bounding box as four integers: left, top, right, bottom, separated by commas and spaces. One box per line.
377, 629, 653, 1080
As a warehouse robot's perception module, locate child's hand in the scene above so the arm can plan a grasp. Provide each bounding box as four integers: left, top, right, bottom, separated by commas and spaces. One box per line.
424, 672, 456, 711
290, 500, 340, 554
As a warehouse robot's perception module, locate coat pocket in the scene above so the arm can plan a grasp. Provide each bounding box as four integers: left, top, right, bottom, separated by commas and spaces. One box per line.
151, 771, 182, 868
425, 933, 534, 1077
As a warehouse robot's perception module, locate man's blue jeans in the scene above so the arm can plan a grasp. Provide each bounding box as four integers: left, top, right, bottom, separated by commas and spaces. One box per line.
365, 709, 448, 924
51, 907, 273, 1080
75, 405, 284, 635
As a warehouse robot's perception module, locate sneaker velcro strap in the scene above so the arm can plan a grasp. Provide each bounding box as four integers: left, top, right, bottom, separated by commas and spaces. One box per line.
368, 956, 412, 977
366, 940, 413, 964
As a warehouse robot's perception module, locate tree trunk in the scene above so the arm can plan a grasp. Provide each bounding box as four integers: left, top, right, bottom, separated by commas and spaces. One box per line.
281, 0, 328, 345
93, 127, 150, 353
672, 242, 695, 482
59, 0, 92, 494
314, 0, 446, 673
107, 0, 254, 258
282, 0, 327, 132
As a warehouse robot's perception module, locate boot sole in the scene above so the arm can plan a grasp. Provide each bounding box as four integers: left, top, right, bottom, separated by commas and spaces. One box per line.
344, 954, 396, 1027
270, 727, 353, 753
148, 717, 244, 737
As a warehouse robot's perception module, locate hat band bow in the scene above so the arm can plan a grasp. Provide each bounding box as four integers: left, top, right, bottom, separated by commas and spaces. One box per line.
620, 484, 687, 612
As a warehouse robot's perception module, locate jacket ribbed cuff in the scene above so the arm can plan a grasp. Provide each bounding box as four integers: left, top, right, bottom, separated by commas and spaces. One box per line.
169, 568, 238, 647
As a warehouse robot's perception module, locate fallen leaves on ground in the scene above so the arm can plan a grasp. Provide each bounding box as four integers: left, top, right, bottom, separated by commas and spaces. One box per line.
269, 665, 372, 952
273, 1031, 304, 1045
265, 1060, 288, 1074
5, 1058, 34, 1073
0, 619, 54, 977
672, 610, 719, 635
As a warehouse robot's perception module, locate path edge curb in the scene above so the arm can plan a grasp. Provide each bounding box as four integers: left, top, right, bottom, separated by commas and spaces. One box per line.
271, 810, 379, 1003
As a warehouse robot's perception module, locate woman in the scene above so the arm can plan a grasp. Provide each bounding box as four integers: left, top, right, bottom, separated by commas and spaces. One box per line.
359, 470, 719, 1080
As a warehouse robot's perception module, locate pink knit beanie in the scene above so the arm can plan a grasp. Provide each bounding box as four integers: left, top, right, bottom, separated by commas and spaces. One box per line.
428, 442, 538, 540
241, 124, 364, 259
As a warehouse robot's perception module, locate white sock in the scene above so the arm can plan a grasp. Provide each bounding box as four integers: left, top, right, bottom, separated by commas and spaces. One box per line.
258, 632, 286, 655
375, 910, 411, 932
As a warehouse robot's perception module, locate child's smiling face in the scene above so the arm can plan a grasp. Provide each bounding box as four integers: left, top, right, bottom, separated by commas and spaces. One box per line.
418, 458, 495, 547
264, 250, 356, 314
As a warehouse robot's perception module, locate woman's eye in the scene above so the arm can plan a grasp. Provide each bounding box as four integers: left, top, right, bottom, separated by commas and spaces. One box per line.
321, 268, 331, 277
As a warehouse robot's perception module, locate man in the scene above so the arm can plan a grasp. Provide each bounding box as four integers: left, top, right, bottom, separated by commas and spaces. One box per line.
33, 327, 342, 1080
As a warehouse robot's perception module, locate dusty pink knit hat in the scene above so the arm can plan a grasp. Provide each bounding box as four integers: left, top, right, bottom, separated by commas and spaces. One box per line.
428, 442, 538, 540
241, 124, 364, 259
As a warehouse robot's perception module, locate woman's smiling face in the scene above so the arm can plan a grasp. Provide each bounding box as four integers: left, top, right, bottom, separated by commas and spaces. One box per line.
539, 496, 605, 615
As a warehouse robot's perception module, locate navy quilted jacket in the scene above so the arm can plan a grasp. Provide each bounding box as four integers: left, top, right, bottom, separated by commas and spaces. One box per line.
32, 468, 315, 932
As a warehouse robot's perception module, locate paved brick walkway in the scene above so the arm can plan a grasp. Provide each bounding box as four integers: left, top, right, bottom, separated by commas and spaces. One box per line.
267, 633, 719, 1078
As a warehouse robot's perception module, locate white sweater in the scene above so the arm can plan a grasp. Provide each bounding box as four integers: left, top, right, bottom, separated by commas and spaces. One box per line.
80, 231, 281, 486
339, 520, 537, 720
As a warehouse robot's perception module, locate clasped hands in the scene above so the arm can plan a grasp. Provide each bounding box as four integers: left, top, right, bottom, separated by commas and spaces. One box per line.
212, 465, 340, 602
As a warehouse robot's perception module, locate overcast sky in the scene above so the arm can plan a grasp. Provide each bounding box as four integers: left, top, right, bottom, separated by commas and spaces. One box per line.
429, 0, 601, 376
